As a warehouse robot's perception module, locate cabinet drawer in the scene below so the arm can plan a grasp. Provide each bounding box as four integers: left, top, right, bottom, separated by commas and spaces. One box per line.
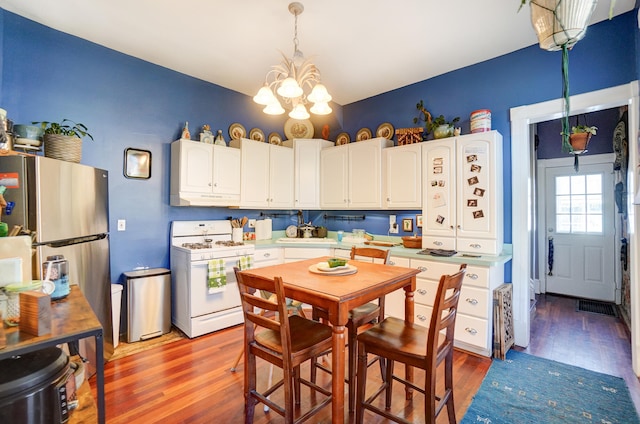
389, 256, 410, 267
414, 278, 439, 307
332, 248, 351, 259
422, 236, 455, 251
456, 237, 499, 255
254, 247, 282, 265
458, 286, 489, 318
463, 266, 489, 288
283, 247, 330, 259
455, 314, 488, 350
411, 259, 460, 282
414, 303, 433, 326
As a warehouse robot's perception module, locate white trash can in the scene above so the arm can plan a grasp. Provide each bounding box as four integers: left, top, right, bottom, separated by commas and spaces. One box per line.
111, 284, 123, 349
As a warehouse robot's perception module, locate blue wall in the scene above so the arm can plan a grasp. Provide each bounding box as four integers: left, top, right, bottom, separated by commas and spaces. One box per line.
1, 8, 637, 285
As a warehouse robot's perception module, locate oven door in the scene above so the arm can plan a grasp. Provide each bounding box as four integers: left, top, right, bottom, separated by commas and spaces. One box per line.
189, 256, 242, 318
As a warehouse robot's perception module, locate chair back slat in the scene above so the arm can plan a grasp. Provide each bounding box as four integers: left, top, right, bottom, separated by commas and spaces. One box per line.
350, 246, 390, 264
427, 264, 466, 361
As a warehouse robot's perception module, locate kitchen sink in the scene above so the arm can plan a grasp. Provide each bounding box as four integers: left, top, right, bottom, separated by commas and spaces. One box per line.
276, 237, 337, 244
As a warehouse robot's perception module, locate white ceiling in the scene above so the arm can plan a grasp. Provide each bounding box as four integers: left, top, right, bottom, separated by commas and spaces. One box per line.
0, 0, 634, 106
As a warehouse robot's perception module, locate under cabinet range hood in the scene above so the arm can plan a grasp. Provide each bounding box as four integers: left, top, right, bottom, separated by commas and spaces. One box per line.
170, 192, 239, 207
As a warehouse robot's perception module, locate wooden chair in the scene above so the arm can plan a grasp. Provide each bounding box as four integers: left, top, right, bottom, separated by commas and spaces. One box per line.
230, 267, 306, 372
355, 264, 467, 424
236, 271, 333, 423
311, 245, 391, 412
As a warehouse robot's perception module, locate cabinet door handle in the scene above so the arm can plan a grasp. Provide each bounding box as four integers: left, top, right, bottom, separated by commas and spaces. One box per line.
389, 260, 395, 266
213, 182, 217, 187
417, 289, 427, 295
263, 253, 271, 258
449, 225, 454, 229
208, 182, 212, 187
466, 273, 479, 280
469, 243, 481, 249
433, 241, 443, 246
417, 314, 428, 321
457, 225, 461, 229
386, 197, 391, 201
417, 266, 427, 272
466, 298, 478, 305
465, 327, 478, 335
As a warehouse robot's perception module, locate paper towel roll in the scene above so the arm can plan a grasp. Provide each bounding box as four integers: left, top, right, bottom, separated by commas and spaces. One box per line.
264, 218, 272, 240
255, 220, 266, 240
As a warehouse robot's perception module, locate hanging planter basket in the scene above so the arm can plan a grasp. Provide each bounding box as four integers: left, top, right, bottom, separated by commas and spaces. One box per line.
569, 132, 591, 154
44, 134, 83, 163
529, 0, 597, 51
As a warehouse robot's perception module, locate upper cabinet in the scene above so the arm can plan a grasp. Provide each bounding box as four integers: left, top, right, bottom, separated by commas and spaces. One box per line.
383, 143, 422, 209
422, 131, 503, 255
170, 138, 240, 207
320, 137, 393, 209
283, 138, 333, 209
229, 138, 294, 209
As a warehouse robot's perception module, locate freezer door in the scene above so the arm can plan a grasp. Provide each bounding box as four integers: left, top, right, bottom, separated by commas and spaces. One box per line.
36, 235, 113, 374
33, 156, 109, 242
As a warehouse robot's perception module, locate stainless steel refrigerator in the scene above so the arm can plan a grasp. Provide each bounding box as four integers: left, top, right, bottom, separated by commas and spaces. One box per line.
0, 155, 113, 370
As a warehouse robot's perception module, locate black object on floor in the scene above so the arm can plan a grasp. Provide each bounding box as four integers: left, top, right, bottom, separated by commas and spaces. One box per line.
576, 299, 618, 317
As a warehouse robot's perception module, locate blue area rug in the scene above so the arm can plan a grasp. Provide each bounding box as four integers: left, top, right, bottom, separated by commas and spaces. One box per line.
461, 350, 640, 424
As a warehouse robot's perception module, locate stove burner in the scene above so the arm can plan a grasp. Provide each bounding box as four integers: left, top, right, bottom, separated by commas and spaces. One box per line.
181, 242, 212, 249
215, 240, 245, 247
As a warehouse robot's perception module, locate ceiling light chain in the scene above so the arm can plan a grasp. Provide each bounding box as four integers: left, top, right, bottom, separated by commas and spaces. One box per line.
253, 2, 332, 119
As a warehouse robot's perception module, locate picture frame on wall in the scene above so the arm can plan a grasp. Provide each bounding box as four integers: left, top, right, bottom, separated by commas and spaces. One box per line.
416, 214, 423, 228
124, 147, 152, 179
402, 218, 413, 232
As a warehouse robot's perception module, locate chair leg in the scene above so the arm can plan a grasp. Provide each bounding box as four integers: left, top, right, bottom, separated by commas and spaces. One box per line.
264, 364, 273, 413
348, 323, 357, 412
445, 355, 456, 424
385, 359, 394, 409
355, 342, 368, 424
230, 346, 244, 372
245, 349, 258, 423
294, 365, 301, 405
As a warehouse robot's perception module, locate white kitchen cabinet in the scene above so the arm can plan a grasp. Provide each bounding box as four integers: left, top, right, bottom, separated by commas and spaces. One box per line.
320, 137, 393, 209
422, 131, 503, 255
283, 138, 333, 209
170, 138, 240, 206
229, 138, 294, 209
383, 143, 422, 209
385, 256, 503, 357
283, 247, 331, 263
253, 247, 283, 268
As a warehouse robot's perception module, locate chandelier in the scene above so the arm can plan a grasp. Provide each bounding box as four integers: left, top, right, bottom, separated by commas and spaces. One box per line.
253, 2, 332, 120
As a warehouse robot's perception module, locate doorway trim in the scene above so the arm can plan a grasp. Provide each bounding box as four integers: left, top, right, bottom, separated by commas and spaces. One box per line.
510, 81, 640, 374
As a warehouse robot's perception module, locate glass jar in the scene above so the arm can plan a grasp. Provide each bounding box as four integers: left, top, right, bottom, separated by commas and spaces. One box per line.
4, 280, 43, 324
43, 255, 70, 300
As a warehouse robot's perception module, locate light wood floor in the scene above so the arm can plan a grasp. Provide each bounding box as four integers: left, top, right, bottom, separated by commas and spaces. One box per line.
90, 294, 640, 423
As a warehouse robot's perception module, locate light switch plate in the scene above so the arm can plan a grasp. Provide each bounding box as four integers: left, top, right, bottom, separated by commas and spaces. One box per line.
117, 219, 126, 231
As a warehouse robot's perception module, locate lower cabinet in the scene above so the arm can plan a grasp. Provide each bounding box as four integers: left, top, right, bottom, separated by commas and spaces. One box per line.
386, 256, 502, 357
284, 247, 331, 263
253, 247, 283, 268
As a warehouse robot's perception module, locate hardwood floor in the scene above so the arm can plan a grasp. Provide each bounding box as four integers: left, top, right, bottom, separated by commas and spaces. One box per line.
90, 294, 640, 423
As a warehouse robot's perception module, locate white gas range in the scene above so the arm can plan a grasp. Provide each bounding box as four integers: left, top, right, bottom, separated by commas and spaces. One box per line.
170, 220, 255, 338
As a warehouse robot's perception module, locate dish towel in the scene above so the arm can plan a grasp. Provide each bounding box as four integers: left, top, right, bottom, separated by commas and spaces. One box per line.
208, 259, 226, 294
237, 255, 253, 271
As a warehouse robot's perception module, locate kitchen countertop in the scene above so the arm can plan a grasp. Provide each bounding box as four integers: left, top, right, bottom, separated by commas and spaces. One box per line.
249, 231, 512, 267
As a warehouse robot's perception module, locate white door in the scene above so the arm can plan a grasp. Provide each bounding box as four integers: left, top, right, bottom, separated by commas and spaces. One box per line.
268, 145, 294, 208
544, 162, 615, 301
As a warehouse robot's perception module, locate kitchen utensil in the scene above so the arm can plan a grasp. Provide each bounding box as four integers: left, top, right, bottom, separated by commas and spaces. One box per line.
241, 216, 248, 227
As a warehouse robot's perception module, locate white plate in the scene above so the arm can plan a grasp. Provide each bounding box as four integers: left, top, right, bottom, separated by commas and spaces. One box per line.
308, 263, 358, 275
249, 128, 265, 142
315, 262, 349, 272
284, 118, 314, 140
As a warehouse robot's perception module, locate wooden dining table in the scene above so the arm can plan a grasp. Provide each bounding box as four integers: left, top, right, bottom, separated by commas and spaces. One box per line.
239, 256, 420, 423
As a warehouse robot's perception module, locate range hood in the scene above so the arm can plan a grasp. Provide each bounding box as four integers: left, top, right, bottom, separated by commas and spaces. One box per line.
170, 192, 239, 207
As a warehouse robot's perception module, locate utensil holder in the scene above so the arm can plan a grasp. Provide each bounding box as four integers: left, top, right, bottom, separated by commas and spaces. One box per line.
232, 228, 243, 243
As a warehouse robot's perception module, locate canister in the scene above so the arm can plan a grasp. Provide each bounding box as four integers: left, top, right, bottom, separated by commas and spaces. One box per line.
470, 109, 491, 133
42, 255, 70, 300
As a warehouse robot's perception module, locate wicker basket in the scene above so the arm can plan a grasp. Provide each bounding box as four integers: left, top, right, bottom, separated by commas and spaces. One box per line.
44, 134, 82, 163
401, 236, 422, 249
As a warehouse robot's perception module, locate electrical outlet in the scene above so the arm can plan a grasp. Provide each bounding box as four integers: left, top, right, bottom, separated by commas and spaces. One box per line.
248, 219, 256, 228
389, 215, 398, 234
117, 219, 126, 231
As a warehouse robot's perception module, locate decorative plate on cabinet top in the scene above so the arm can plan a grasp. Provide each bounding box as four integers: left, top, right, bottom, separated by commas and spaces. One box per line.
268, 132, 283, 145
335, 132, 350, 145
355, 128, 372, 141
376, 122, 395, 140
284, 118, 314, 140
249, 128, 265, 142
228, 123, 246, 140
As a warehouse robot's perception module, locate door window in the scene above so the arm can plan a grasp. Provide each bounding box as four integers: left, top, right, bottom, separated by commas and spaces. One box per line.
555, 173, 603, 234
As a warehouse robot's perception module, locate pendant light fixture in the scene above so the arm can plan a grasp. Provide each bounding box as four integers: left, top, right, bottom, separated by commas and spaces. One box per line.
253, 2, 332, 119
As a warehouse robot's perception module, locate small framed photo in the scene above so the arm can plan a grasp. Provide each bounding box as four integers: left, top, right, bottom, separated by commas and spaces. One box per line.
402, 218, 413, 232
416, 214, 423, 228
474, 187, 486, 197
124, 148, 152, 179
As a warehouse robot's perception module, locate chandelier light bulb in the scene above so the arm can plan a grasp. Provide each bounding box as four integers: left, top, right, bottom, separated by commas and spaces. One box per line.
307, 83, 332, 104
253, 85, 277, 105
289, 103, 310, 120
310, 101, 332, 115
263, 101, 285, 115
276, 77, 303, 99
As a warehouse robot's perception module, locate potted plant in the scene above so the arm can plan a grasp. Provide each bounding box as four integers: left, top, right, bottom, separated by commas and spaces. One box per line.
413, 100, 460, 139
568, 124, 597, 153
33, 119, 93, 163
